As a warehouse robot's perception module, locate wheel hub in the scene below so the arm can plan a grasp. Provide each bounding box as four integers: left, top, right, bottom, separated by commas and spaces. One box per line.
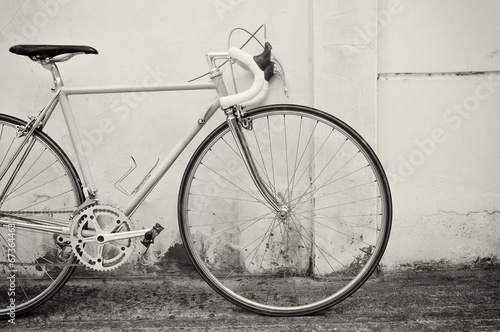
277, 205, 290, 220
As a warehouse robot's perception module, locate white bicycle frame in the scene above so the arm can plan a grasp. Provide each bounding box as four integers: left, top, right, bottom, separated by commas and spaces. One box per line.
54, 65, 222, 217
0, 51, 282, 242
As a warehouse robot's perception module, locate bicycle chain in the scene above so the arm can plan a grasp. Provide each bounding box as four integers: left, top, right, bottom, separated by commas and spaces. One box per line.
1, 198, 99, 216
0, 209, 76, 215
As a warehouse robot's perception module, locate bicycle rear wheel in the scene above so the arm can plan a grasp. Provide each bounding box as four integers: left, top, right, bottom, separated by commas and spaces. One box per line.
0, 114, 84, 319
178, 104, 392, 316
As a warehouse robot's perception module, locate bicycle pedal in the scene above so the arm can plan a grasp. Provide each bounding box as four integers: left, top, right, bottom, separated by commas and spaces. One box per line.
140, 223, 164, 247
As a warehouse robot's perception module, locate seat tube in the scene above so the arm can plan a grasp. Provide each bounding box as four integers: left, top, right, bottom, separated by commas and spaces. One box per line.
58, 92, 98, 198
47, 62, 98, 198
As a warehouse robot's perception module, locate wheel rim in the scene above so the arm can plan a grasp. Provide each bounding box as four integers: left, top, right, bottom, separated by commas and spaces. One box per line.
180, 105, 391, 315
0, 116, 83, 317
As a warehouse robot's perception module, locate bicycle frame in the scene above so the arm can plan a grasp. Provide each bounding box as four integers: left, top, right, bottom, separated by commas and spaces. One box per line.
0, 52, 281, 241
56, 70, 221, 217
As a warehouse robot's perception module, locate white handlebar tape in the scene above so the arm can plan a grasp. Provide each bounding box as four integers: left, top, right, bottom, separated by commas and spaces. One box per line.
219, 47, 267, 109
241, 80, 269, 107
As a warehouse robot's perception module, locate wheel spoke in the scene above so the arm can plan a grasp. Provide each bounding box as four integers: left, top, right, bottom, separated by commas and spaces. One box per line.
200, 161, 269, 208
5, 147, 49, 198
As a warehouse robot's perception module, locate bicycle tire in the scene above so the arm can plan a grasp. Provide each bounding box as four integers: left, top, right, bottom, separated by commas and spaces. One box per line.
178, 104, 392, 316
0, 114, 84, 319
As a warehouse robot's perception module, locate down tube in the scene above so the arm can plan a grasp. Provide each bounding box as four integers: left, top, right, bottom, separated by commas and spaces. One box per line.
123, 100, 221, 217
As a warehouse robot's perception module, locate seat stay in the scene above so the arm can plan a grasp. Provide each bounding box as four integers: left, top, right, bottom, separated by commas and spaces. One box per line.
0, 90, 60, 204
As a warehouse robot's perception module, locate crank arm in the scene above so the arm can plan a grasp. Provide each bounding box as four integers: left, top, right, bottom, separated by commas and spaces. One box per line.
95, 228, 150, 244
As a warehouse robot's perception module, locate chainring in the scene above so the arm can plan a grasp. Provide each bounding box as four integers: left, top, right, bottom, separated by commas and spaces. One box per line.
70, 204, 134, 271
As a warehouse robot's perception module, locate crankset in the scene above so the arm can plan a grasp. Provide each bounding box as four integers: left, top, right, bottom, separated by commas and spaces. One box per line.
70, 204, 134, 271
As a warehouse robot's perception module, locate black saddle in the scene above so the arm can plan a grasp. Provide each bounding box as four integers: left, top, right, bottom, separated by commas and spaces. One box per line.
9, 45, 98, 61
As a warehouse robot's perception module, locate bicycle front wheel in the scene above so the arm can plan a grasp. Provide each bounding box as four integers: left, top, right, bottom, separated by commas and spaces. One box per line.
0, 114, 84, 319
179, 104, 391, 316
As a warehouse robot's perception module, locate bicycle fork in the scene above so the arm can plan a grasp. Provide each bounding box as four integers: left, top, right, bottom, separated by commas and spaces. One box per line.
225, 107, 288, 217
208, 61, 287, 217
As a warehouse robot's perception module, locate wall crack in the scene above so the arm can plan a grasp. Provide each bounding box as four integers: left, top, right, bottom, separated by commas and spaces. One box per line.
435, 210, 500, 216
0, 0, 26, 34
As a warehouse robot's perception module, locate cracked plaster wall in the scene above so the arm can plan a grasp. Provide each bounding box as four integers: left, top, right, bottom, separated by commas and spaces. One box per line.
378, 0, 500, 268
1, 0, 496, 272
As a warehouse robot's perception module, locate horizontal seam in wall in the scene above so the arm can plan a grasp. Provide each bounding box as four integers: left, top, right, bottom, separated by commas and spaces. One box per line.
378, 71, 500, 81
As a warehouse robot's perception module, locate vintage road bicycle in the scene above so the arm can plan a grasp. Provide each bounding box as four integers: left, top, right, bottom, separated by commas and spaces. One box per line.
0, 25, 391, 318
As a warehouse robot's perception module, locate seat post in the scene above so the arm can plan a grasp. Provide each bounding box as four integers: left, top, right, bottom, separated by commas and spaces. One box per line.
42, 62, 64, 88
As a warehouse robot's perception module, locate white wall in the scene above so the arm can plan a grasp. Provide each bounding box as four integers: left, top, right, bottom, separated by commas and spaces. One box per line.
378, 0, 500, 268
0, 1, 377, 268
